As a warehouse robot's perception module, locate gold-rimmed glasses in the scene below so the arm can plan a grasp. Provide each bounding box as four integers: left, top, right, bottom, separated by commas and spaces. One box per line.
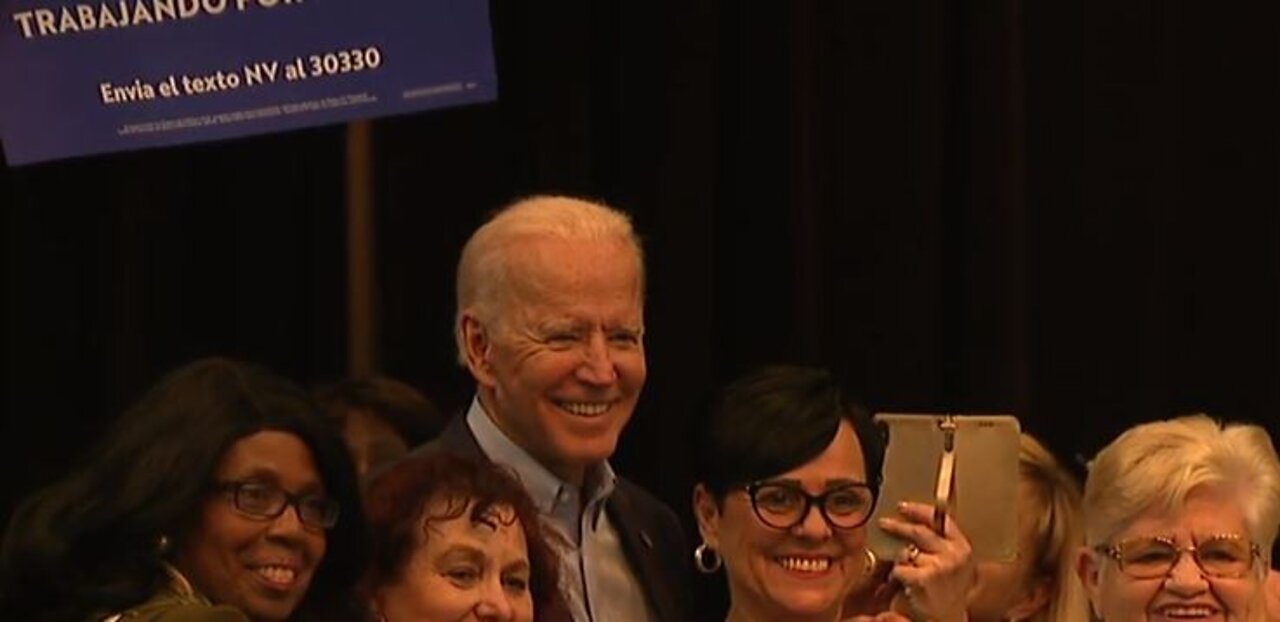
1094, 534, 1261, 579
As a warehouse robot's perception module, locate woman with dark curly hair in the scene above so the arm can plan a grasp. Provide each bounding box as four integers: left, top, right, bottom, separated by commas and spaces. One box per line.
0, 357, 367, 622
361, 451, 570, 622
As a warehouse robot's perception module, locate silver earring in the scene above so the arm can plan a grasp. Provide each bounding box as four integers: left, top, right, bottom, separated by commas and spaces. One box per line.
156, 534, 172, 555
694, 543, 722, 574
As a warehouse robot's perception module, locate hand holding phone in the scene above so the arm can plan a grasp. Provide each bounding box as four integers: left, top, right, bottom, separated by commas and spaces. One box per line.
866, 413, 1020, 564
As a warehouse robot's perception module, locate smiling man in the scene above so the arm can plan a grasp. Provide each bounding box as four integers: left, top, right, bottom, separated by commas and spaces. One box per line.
418, 195, 690, 622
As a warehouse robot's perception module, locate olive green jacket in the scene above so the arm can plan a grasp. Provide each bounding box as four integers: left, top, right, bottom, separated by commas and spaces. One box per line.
98, 565, 248, 622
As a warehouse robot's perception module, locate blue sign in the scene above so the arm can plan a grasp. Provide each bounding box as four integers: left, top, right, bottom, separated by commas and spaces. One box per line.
0, 0, 497, 165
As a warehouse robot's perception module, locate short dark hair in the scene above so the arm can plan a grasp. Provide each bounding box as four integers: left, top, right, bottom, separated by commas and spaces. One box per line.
315, 376, 446, 447
698, 365, 883, 499
361, 451, 571, 622
0, 357, 368, 622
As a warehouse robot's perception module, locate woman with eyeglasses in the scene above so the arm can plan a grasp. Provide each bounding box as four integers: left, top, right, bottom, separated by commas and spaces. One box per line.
1075, 414, 1280, 622
1, 357, 367, 622
691, 366, 976, 622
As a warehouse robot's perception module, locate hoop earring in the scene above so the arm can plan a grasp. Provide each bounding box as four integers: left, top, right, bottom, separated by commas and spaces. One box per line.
156, 534, 172, 555
862, 547, 877, 575
694, 543, 722, 574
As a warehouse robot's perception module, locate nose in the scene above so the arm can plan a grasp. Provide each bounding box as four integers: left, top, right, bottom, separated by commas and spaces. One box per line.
791, 501, 834, 541
1163, 550, 1209, 595
473, 578, 516, 621
265, 502, 307, 539
575, 332, 618, 386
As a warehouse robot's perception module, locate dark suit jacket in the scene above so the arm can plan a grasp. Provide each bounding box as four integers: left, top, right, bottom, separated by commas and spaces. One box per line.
411, 415, 693, 622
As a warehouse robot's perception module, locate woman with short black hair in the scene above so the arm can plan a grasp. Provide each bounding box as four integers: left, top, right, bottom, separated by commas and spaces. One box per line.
694, 365, 976, 622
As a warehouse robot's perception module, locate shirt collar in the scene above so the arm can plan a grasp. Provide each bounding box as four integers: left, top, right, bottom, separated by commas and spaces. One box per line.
465, 396, 618, 516
161, 562, 206, 603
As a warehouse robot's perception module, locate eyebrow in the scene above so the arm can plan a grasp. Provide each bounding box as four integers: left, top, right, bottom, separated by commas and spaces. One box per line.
537, 319, 643, 333
1123, 533, 1250, 543
435, 544, 486, 566
765, 478, 868, 490
226, 468, 324, 495
536, 318, 586, 332
503, 559, 531, 575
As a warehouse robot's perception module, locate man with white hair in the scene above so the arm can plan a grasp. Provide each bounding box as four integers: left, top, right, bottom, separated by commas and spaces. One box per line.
419, 195, 690, 622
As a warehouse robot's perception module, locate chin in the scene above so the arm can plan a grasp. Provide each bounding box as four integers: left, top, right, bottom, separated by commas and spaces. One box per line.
770, 590, 842, 617
243, 605, 291, 622
558, 436, 620, 464
245, 596, 304, 622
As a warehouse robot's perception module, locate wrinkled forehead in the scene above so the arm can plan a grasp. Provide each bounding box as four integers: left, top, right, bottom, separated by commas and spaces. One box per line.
509, 234, 641, 285
499, 240, 644, 318
1109, 483, 1252, 544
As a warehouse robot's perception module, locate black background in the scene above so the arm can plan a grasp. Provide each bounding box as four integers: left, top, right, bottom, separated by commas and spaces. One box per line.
3, 2, 1278, 616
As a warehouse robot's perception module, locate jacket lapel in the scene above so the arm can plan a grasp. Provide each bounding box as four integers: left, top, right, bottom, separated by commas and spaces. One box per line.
608, 491, 676, 622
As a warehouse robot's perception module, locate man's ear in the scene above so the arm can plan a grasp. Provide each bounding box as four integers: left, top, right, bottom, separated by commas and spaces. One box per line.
460, 313, 497, 388
1075, 545, 1104, 620
692, 484, 722, 547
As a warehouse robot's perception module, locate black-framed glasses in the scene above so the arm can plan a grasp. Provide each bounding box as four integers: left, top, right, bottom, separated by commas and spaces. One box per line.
213, 481, 340, 529
744, 481, 875, 530
1095, 534, 1261, 579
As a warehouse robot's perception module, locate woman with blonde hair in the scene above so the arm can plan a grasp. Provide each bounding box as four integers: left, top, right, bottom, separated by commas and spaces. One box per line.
967, 433, 1088, 622
846, 431, 1088, 622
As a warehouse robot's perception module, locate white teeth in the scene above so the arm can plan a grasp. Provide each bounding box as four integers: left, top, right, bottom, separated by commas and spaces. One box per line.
559, 402, 610, 416
1160, 607, 1214, 618
777, 557, 831, 573
257, 566, 296, 584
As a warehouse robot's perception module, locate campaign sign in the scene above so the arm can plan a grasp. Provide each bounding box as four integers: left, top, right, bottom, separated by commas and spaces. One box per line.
0, 0, 497, 165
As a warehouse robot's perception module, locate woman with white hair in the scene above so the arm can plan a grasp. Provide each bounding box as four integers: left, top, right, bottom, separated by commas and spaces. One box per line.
1075, 414, 1280, 622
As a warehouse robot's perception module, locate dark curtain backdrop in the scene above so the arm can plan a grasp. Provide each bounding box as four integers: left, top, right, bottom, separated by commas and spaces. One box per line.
3, 2, 1278, 614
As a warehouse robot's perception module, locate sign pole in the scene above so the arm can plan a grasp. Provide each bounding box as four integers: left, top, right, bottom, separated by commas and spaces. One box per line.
345, 119, 376, 376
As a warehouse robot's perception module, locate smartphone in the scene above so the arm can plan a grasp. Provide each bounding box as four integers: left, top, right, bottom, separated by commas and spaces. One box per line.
866, 413, 1021, 564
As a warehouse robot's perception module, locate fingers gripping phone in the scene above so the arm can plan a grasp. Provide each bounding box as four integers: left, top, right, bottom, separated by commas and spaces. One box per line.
867, 413, 1021, 564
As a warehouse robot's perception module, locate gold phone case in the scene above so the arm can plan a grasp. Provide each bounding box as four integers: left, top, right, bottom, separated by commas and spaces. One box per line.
867, 413, 1020, 563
